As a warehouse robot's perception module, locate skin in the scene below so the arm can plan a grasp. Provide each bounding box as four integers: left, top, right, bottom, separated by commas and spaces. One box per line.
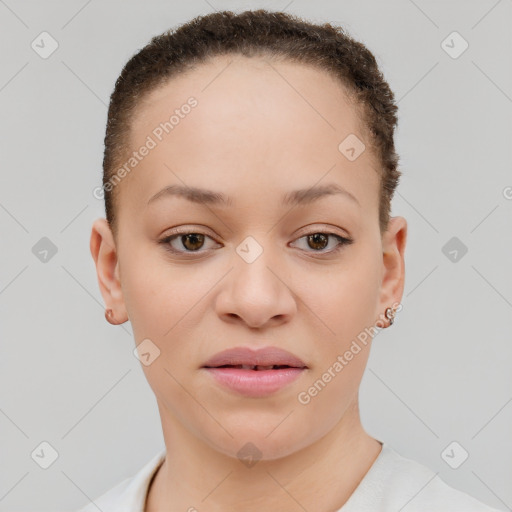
90, 54, 407, 511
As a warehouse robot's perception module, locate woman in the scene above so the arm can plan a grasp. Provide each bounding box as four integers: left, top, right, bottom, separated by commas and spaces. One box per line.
82, 9, 501, 512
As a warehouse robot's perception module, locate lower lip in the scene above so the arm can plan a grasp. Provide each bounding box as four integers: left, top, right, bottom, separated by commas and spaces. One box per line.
202, 367, 306, 397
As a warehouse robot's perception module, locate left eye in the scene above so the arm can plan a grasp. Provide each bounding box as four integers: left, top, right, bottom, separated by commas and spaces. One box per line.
290, 232, 353, 253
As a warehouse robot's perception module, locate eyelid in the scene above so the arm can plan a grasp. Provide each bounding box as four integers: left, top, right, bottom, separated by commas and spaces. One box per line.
161, 225, 216, 237
294, 223, 351, 239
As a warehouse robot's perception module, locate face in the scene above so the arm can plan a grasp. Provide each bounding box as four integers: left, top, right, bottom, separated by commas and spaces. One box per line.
91, 54, 407, 461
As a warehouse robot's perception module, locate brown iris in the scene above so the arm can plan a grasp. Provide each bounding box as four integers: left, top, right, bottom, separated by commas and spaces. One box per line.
181, 233, 205, 251
307, 233, 329, 250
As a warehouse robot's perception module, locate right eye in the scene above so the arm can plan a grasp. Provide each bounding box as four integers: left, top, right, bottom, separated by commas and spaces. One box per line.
160, 231, 221, 255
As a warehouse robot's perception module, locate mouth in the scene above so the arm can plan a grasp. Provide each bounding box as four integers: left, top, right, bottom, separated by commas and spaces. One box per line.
204, 364, 303, 370
201, 346, 308, 397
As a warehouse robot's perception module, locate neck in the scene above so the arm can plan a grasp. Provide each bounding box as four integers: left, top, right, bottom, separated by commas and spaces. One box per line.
145, 399, 382, 512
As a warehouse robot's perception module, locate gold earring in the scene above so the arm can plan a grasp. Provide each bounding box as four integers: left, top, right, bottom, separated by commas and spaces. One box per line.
385, 306, 397, 326
105, 308, 123, 325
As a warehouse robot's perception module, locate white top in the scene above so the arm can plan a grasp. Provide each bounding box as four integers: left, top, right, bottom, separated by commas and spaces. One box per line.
75, 442, 503, 512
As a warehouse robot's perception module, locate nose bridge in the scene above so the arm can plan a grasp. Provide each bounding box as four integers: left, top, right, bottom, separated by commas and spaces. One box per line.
235, 234, 267, 267
233, 233, 284, 295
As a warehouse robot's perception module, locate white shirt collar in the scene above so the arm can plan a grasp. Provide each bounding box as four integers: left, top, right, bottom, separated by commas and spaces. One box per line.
77, 441, 501, 511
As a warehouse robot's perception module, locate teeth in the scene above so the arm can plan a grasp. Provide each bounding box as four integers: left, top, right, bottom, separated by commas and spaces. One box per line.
256, 365, 274, 370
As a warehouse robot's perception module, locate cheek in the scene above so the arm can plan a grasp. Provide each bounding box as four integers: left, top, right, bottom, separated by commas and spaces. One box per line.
295, 259, 380, 422
302, 250, 381, 346
119, 245, 218, 343
118, 245, 166, 337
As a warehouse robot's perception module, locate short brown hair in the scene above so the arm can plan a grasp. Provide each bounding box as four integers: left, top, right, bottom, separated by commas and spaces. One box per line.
102, 9, 401, 237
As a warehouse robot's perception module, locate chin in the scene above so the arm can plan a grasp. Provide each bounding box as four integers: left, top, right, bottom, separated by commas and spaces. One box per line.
199, 419, 313, 463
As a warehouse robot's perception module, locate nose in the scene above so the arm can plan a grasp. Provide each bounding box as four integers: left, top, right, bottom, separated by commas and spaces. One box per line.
214, 243, 297, 329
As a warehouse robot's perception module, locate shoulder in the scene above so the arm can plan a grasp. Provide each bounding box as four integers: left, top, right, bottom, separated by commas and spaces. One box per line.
74, 449, 166, 512
342, 443, 503, 512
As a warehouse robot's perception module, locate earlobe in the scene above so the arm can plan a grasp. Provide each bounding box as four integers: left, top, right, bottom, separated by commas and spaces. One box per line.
377, 216, 407, 325
90, 218, 128, 324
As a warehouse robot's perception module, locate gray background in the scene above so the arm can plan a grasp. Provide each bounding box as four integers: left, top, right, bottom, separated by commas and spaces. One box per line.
0, 0, 511, 510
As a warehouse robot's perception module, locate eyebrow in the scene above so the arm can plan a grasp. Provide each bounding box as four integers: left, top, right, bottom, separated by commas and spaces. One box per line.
146, 182, 360, 208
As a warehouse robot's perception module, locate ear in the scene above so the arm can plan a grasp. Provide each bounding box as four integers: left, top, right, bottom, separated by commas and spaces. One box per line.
89, 218, 128, 322
377, 216, 407, 323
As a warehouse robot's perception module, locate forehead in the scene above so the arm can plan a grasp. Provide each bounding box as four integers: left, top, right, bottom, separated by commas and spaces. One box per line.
134, 54, 366, 138
121, 54, 379, 218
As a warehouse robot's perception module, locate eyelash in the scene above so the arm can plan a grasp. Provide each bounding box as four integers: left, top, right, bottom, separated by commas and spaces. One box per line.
159, 228, 354, 257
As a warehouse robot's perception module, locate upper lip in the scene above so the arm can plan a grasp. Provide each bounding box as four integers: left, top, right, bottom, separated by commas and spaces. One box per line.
202, 346, 308, 368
